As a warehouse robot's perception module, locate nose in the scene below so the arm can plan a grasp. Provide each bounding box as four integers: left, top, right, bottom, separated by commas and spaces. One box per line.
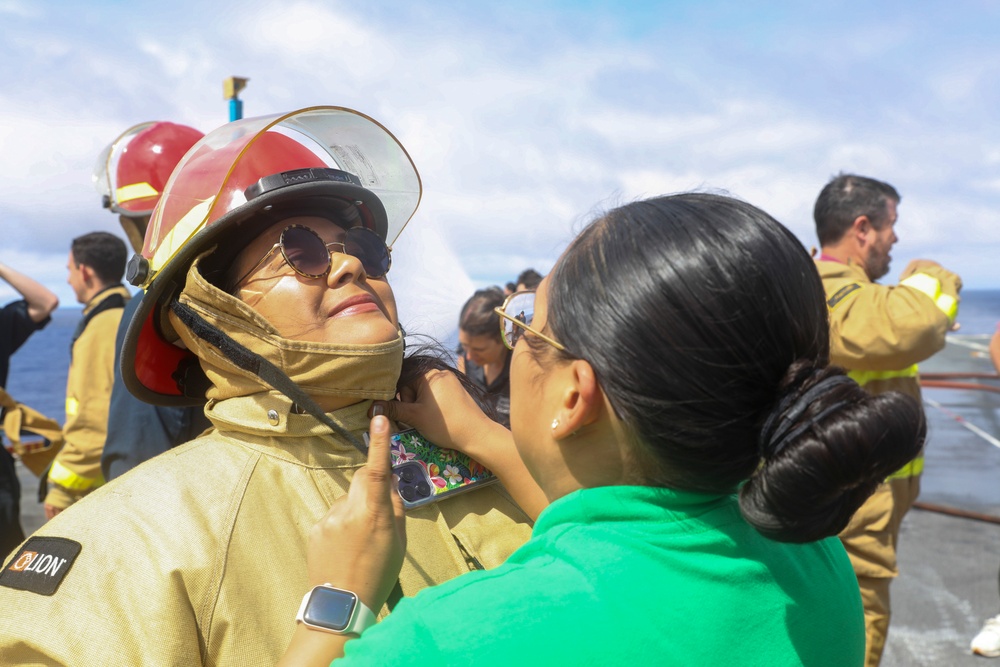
326, 249, 367, 288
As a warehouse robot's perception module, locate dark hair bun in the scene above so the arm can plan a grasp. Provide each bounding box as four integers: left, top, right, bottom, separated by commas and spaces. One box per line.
739, 363, 925, 543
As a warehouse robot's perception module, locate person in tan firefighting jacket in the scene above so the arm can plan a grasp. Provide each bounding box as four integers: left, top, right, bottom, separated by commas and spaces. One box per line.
813, 173, 961, 667
44, 231, 130, 517
93, 120, 212, 481
0, 107, 532, 666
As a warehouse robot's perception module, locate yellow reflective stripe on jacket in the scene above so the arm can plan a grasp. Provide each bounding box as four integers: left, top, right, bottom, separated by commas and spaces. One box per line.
847, 365, 919, 387
116, 182, 159, 204
48, 459, 105, 491
65, 396, 80, 417
886, 455, 924, 480
900, 273, 958, 321
935, 293, 958, 321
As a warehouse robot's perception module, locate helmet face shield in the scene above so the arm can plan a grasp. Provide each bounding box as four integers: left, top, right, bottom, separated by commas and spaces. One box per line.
121, 106, 422, 406
93, 121, 156, 211
141, 107, 422, 286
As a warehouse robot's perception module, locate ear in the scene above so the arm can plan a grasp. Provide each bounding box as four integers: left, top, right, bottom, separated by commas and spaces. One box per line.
79, 264, 95, 285
551, 359, 604, 440
852, 215, 873, 246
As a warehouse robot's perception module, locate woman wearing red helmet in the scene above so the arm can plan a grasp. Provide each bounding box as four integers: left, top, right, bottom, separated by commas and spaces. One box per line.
0, 107, 531, 666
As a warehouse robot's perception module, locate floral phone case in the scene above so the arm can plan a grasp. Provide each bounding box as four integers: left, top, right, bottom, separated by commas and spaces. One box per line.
366, 428, 497, 509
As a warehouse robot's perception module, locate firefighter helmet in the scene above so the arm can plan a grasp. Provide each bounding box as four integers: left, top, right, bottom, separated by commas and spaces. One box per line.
94, 121, 204, 218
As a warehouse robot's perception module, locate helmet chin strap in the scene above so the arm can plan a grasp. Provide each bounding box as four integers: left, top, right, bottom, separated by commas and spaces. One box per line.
169, 299, 369, 455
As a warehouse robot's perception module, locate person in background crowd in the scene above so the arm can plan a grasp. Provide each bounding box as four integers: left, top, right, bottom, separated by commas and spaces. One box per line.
0, 107, 530, 666
503, 281, 516, 296
969, 325, 1000, 658
279, 192, 926, 666
93, 120, 211, 481
0, 263, 58, 556
812, 173, 961, 667
43, 233, 129, 518
515, 268, 542, 292
456, 287, 511, 425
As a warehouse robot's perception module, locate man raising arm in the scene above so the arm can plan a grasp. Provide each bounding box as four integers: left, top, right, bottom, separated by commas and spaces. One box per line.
0, 262, 58, 556
812, 173, 960, 667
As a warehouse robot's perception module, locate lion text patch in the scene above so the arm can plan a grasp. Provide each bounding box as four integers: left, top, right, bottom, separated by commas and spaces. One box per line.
0, 537, 81, 595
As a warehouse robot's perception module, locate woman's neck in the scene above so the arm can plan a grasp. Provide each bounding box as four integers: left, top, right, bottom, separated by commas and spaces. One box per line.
482, 350, 509, 385
483, 361, 502, 385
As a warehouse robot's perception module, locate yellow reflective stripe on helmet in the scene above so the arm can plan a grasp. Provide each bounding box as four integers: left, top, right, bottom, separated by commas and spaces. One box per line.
886, 455, 924, 480
65, 396, 79, 417
900, 272, 956, 320
116, 182, 159, 204
148, 197, 216, 275
48, 459, 105, 491
847, 365, 919, 387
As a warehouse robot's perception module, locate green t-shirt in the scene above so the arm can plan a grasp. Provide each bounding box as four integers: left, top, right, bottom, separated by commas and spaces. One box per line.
339, 485, 864, 666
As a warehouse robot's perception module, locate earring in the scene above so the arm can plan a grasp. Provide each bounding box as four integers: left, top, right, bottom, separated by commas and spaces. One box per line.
551, 418, 559, 431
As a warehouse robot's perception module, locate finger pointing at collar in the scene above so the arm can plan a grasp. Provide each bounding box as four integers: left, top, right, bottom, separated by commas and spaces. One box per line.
306, 415, 407, 612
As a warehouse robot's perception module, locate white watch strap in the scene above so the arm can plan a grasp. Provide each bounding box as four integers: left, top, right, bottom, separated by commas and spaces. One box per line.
296, 584, 377, 636
348, 597, 376, 635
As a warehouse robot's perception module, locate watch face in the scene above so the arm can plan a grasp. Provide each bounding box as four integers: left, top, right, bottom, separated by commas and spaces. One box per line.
304, 587, 358, 632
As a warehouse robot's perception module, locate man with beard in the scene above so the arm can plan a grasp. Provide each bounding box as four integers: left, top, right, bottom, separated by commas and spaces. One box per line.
813, 173, 961, 667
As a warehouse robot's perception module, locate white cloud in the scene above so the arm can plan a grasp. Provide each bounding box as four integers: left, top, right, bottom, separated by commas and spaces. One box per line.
390, 216, 475, 340
1, 0, 999, 295
0, 0, 36, 18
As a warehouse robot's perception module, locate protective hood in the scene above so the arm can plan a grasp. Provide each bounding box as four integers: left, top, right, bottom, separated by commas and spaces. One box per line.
169, 252, 403, 405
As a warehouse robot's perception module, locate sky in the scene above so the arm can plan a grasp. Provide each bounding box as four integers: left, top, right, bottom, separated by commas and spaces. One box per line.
2, 0, 999, 339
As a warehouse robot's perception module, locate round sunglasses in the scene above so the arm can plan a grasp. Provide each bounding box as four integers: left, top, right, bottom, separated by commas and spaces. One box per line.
233, 224, 391, 288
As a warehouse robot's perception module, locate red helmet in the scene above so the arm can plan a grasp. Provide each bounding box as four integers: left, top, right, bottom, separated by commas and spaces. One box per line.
120, 106, 422, 405
94, 121, 204, 217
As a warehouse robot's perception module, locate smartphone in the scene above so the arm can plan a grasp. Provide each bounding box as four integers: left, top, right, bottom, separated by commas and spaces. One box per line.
365, 428, 497, 510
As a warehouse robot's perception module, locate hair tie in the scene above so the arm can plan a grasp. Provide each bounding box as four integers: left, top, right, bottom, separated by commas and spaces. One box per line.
759, 374, 855, 457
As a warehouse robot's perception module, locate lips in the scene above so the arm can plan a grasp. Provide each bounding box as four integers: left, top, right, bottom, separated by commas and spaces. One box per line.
329, 293, 381, 318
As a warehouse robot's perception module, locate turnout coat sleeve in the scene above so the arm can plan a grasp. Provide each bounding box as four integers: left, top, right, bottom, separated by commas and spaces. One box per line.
817, 260, 958, 372
0, 397, 531, 667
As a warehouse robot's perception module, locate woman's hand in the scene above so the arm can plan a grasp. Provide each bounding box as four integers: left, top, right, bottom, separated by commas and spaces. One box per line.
307, 414, 406, 611
279, 416, 406, 667
374, 370, 549, 521
373, 369, 496, 453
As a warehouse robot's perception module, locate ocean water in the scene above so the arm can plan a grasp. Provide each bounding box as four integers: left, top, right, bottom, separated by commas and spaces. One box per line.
6, 308, 78, 425
6, 289, 1000, 541
953, 289, 1000, 339
5, 289, 999, 426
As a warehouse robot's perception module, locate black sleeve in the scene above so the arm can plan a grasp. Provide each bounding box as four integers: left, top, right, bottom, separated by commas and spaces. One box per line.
0, 300, 50, 389
0, 300, 49, 356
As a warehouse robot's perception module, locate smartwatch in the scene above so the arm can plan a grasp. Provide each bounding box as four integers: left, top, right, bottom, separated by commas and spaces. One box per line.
296, 584, 376, 636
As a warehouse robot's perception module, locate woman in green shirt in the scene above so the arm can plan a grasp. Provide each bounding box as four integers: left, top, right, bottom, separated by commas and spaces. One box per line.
281, 193, 925, 666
